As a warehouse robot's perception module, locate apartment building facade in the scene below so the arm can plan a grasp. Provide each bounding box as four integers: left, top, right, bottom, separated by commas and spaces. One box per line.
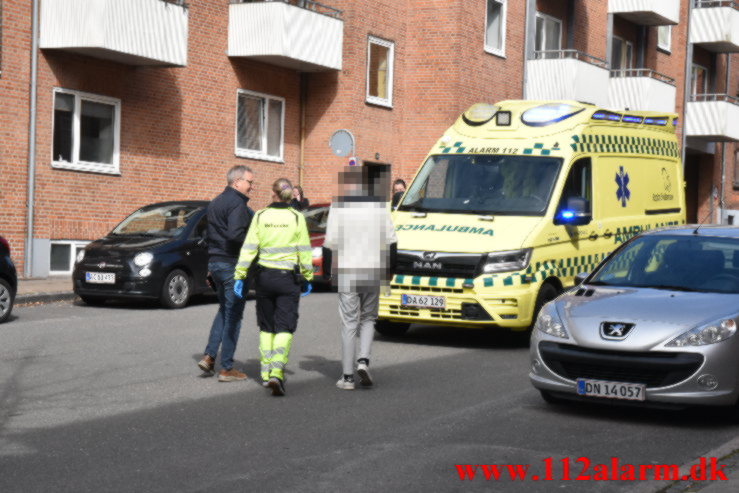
0, 0, 737, 277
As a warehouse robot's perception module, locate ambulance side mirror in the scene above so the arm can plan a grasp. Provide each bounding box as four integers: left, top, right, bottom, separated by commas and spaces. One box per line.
554, 197, 592, 226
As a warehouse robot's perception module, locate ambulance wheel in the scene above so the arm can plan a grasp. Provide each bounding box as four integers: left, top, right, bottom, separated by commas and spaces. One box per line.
531, 283, 559, 327
375, 319, 410, 337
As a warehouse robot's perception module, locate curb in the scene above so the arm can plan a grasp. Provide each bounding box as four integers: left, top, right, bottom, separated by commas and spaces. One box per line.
15, 292, 79, 305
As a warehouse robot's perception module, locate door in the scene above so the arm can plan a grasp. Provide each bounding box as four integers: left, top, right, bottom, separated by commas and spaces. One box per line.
187, 213, 209, 293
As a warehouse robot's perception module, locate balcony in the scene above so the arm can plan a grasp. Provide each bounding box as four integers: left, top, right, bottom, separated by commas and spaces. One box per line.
228, 0, 343, 72
525, 50, 610, 107
39, 0, 188, 67
608, 69, 677, 113
690, 1, 739, 52
608, 0, 680, 25
685, 94, 739, 142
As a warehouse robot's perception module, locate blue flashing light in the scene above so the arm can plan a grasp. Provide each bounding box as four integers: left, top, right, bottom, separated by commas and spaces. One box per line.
591, 111, 622, 122
521, 104, 584, 127
672, 118, 679, 126
622, 115, 643, 124
559, 210, 576, 222
591, 112, 607, 120
607, 113, 621, 122
644, 118, 668, 126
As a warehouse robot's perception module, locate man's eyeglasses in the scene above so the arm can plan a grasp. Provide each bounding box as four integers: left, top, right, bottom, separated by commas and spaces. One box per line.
239, 178, 254, 185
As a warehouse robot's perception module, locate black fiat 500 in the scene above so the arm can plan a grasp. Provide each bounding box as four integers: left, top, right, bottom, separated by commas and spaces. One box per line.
73, 201, 211, 308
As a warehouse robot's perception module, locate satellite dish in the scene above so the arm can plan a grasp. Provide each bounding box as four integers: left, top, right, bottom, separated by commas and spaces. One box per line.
329, 130, 355, 158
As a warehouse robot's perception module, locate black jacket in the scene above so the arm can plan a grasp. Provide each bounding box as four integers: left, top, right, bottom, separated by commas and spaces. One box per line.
207, 187, 254, 262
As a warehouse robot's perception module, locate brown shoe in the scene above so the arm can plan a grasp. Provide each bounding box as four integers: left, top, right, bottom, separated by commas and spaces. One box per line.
198, 354, 215, 374
218, 368, 247, 382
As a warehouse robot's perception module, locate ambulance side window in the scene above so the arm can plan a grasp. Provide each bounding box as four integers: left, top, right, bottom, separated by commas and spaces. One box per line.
559, 158, 592, 213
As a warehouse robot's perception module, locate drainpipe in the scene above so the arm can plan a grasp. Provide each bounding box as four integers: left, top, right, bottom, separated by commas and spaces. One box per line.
522, 0, 536, 99
24, 0, 40, 278
718, 54, 731, 224
299, 72, 307, 188
680, 0, 694, 171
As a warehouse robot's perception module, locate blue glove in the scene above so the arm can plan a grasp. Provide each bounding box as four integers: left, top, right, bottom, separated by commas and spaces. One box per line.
300, 282, 312, 297
234, 279, 244, 299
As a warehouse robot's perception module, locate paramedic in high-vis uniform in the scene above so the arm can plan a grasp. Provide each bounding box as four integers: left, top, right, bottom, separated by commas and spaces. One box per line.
234, 178, 313, 396
323, 166, 397, 390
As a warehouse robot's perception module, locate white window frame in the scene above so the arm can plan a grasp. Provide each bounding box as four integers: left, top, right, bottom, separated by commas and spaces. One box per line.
51, 88, 121, 175
50, 240, 89, 275
366, 36, 395, 108
535, 12, 563, 53
691, 63, 708, 96
234, 89, 285, 163
484, 0, 507, 58
657, 25, 672, 53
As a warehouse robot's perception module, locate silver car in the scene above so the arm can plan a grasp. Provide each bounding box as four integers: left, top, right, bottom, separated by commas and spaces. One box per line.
530, 226, 739, 408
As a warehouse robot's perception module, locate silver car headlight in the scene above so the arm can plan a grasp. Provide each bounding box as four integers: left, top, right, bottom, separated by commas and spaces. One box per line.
76, 249, 86, 263
312, 247, 323, 258
666, 318, 737, 347
535, 303, 568, 339
481, 248, 532, 274
133, 252, 154, 267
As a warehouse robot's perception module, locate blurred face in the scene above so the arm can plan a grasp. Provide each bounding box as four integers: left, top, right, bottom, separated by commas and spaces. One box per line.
393, 183, 405, 194
293, 188, 300, 199
233, 171, 254, 195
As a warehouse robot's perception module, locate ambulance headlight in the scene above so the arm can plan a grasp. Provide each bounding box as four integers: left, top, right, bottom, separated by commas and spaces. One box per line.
481, 248, 532, 274
312, 247, 323, 258
521, 103, 583, 127
462, 103, 499, 126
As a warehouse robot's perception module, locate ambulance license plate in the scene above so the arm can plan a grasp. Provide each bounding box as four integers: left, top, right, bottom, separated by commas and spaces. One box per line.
86, 272, 115, 284
401, 294, 446, 309
576, 378, 645, 401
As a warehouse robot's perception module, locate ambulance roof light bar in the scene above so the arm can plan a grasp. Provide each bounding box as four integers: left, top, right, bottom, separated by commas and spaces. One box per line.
521, 103, 584, 127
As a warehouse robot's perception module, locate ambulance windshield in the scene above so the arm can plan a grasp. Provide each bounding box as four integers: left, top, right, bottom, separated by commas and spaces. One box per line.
398, 154, 562, 215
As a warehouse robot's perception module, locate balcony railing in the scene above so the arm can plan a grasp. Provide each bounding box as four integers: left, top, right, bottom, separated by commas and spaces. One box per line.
610, 68, 676, 85
229, 0, 342, 19
694, 1, 738, 9
686, 93, 739, 142
691, 93, 739, 104
533, 49, 608, 68
690, 0, 739, 51
608, 0, 680, 26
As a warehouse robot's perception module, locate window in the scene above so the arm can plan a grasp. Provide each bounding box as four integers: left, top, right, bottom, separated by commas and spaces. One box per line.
657, 26, 671, 53
52, 89, 120, 174
691, 64, 708, 96
535, 13, 562, 58
484, 0, 507, 57
611, 37, 633, 70
235, 89, 284, 162
559, 158, 592, 213
733, 149, 739, 188
366, 36, 394, 107
50, 240, 89, 275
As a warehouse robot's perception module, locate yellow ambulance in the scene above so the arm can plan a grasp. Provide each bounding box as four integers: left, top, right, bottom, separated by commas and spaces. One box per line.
376, 100, 686, 336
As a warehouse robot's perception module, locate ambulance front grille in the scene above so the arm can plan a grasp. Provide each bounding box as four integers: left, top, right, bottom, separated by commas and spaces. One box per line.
396, 251, 482, 278
391, 284, 463, 294
387, 305, 463, 320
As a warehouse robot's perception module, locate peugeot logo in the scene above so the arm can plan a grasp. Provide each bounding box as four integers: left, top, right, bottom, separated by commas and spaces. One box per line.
98, 262, 106, 269
423, 252, 437, 260
600, 321, 635, 340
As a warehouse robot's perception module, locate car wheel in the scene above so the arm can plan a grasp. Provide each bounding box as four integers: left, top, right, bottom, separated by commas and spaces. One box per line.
375, 319, 410, 337
161, 269, 191, 309
0, 279, 14, 324
80, 295, 107, 306
531, 283, 559, 328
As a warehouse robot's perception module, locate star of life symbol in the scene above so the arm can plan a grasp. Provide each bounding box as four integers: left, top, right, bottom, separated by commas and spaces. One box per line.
615, 166, 630, 208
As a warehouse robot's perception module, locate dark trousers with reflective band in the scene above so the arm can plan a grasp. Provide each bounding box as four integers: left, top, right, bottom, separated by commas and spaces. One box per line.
256, 268, 300, 381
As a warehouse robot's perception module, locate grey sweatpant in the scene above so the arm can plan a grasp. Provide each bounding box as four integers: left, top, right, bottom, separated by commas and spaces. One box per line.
338, 290, 379, 376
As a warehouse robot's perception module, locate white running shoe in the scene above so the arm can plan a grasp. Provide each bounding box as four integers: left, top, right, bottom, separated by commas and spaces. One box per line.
357, 362, 373, 387
336, 377, 355, 390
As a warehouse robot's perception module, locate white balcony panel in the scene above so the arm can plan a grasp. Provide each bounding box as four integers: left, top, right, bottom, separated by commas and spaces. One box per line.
608, 0, 680, 25
228, 2, 343, 72
609, 76, 676, 113
40, 0, 188, 66
686, 101, 739, 142
525, 59, 610, 107
690, 6, 739, 52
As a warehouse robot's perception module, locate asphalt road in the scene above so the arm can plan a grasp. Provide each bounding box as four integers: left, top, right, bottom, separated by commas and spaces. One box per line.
1, 293, 738, 492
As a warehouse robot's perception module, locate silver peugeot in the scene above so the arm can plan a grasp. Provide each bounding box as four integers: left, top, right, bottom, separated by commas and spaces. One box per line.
530, 226, 739, 407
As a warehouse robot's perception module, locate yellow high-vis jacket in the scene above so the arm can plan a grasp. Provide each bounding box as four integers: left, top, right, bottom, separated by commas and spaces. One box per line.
234, 202, 314, 282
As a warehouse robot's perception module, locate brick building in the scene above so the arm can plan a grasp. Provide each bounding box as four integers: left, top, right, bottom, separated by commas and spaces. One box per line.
0, 0, 737, 277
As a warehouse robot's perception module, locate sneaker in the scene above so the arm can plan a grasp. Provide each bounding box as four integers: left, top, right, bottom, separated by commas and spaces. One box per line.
268, 377, 285, 396
218, 368, 247, 382
198, 354, 215, 374
357, 362, 373, 387
262, 380, 270, 388
336, 376, 355, 390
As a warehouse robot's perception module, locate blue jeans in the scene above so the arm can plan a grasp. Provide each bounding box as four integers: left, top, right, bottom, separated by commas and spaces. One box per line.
204, 261, 247, 370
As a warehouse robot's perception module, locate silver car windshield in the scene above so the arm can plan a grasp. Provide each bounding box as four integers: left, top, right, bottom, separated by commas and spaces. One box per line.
590, 235, 739, 294
111, 204, 202, 238
397, 154, 562, 215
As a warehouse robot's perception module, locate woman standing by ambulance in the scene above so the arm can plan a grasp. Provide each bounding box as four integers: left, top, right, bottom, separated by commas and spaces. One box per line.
233, 178, 313, 396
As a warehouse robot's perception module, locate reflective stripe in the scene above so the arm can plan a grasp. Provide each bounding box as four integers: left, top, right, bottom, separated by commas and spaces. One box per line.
241, 243, 258, 251
261, 364, 270, 373
297, 245, 312, 252
260, 259, 296, 269
261, 246, 298, 254
300, 263, 313, 271
270, 361, 286, 370
237, 261, 251, 269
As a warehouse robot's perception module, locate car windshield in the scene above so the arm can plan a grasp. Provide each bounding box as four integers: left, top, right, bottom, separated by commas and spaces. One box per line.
303, 205, 329, 234
589, 234, 739, 294
397, 154, 562, 215
111, 204, 203, 238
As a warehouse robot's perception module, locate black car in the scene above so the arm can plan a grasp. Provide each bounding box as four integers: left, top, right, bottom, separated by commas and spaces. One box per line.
0, 236, 18, 323
73, 201, 211, 308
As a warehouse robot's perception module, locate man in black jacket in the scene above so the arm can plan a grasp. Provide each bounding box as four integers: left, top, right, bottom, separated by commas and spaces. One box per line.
198, 165, 255, 381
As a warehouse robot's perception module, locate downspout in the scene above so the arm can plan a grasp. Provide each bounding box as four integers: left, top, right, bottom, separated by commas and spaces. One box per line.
24, 0, 40, 278
718, 54, 731, 224
680, 0, 694, 171
299, 72, 307, 188
522, 0, 536, 98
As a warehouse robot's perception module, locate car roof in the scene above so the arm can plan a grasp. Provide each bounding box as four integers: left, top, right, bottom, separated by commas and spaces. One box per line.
643, 225, 739, 239
140, 200, 209, 209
